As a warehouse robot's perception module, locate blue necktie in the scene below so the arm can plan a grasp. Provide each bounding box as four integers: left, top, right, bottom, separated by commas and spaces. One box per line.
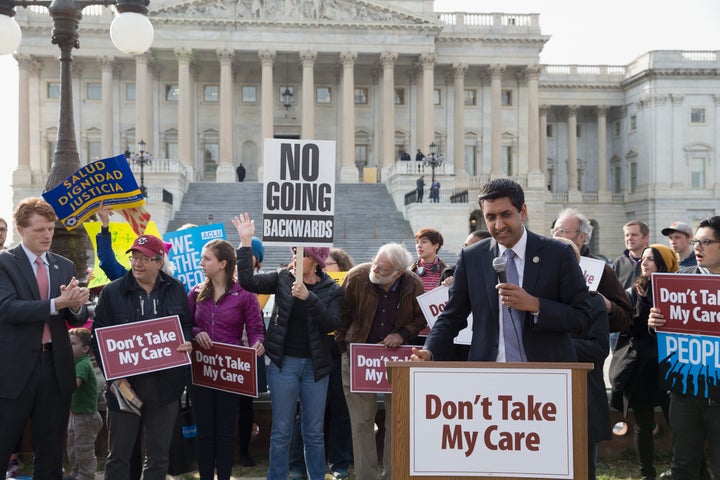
503, 249, 524, 361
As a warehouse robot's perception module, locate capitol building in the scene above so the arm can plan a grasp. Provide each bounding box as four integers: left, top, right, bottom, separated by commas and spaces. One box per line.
10, 0, 720, 257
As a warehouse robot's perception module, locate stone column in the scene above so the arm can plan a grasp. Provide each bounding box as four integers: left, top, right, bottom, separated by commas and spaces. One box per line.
216, 49, 235, 182
175, 49, 194, 171
596, 105, 610, 200
567, 105, 579, 192
135, 53, 152, 153
339, 51, 358, 182
414, 65, 423, 155
419, 52, 436, 152
300, 50, 317, 140
526, 65, 543, 188
539, 105, 549, 177
452, 63, 468, 176
259, 49, 276, 181
489, 64, 505, 177
13, 55, 38, 184
99, 56, 116, 158
380, 51, 397, 171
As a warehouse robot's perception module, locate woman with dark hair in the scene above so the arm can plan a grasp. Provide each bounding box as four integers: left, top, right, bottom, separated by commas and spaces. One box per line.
612, 243, 678, 480
232, 213, 342, 480
189, 239, 265, 480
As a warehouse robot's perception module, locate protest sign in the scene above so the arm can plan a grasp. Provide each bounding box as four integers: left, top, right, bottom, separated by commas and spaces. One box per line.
349, 343, 414, 393
83, 220, 162, 289
42, 155, 144, 230
94, 315, 190, 380
262, 139, 335, 246
653, 273, 720, 399
416, 285, 473, 345
164, 223, 226, 293
190, 341, 258, 397
579, 256, 605, 292
409, 366, 573, 477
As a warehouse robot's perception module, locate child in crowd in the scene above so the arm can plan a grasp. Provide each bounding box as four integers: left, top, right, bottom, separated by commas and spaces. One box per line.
65, 328, 103, 480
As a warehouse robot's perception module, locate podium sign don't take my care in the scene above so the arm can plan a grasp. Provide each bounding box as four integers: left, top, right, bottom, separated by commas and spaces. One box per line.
386, 362, 591, 479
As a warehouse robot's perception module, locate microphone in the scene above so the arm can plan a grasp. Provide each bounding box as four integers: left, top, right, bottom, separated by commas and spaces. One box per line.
492, 256, 507, 284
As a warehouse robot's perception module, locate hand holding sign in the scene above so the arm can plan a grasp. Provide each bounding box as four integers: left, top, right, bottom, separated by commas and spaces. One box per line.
648, 307, 667, 330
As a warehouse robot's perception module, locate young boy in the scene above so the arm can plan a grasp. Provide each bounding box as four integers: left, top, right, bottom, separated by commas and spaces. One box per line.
65, 328, 103, 480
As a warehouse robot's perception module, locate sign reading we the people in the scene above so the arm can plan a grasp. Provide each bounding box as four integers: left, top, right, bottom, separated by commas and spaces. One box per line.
349, 343, 414, 393
653, 273, 720, 399
164, 223, 226, 293
409, 367, 574, 478
190, 342, 258, 397
95, 316, 190, 380
262, 139, 335, 246
42, 154, 144, 230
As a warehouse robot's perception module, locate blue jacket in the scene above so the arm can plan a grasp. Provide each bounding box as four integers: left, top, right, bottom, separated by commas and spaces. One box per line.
96, 227, 127, 281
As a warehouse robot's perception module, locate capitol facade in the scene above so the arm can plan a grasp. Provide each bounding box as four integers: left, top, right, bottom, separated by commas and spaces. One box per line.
10, 0, 720, 257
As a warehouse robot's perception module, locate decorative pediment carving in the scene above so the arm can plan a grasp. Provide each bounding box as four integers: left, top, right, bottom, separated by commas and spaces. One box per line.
152, 0, 432, 26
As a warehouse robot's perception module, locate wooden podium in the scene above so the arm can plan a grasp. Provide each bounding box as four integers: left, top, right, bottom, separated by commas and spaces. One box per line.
386, 362, 592, 480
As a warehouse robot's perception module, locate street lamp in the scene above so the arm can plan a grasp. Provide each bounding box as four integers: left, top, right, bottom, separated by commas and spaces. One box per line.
424, 142, 443, 179
127, 139, 152, 198
0, 0, 154, 277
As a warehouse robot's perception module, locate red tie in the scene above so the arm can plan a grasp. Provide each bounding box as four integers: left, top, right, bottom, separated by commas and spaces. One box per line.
35, 257, 52, 343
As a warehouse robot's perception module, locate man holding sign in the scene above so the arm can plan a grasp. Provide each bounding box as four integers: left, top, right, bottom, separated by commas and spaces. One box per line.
336, 243, 426, 480
94, 234, 192, 480
649, 216, 720, 480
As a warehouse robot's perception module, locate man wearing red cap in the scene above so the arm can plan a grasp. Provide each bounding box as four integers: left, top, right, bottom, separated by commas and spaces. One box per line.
93, 234, 193, 480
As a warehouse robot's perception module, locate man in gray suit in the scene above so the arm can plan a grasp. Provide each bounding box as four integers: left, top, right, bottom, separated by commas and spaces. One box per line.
413, 178, 591, 363
0, 197, 89, 479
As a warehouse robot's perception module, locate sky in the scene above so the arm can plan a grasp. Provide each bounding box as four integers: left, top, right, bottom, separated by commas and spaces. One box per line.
0, 0, 718, 245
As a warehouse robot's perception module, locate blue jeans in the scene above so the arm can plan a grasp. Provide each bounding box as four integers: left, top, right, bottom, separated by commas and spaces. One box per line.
289, 342, 353, 476
267, 357, 329, 480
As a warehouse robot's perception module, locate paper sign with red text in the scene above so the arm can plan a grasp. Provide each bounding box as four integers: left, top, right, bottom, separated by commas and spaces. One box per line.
409, 367, 573, 477
417, 285, 473, 345
579, 256, 605, 292
349, 343, 414, 393
95, 316, 190, 380
190, 341, 258, 397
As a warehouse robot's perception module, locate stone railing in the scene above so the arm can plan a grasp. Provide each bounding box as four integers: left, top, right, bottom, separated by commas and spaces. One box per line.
437, 12, 541, 33
388, 160, 453, 177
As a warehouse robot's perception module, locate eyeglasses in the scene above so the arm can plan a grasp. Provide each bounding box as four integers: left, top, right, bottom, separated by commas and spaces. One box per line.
291, 248, 310, 258
325, 261, 338, 266
129, 255, 158, 264
550, 227, 577, 236
372, 262, 395, 275
690, 238, 720, 248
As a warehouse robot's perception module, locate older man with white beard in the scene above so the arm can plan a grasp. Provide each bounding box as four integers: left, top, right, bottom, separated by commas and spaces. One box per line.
335, 243, 426, 480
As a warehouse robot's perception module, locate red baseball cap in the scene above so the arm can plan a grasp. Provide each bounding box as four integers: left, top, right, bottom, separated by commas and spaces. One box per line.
126, 235, 165, 259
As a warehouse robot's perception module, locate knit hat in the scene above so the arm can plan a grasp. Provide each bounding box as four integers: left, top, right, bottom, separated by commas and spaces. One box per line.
251, 237, 265, 264
661, 221, 693, 237
291, 246, 330, 268
126, 235, 165, 258
649, 243, 679, 273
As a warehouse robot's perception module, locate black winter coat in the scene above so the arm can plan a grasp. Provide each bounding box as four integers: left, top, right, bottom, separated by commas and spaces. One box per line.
93, 270, 193, 410
236, 247, 342, 381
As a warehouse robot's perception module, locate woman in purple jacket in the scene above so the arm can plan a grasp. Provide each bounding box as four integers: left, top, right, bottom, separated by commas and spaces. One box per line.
189, 239, 265, 480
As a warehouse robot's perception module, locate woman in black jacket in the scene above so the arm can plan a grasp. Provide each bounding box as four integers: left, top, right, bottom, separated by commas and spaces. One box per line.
612, 244, 678, 480
232, 213, 342, 480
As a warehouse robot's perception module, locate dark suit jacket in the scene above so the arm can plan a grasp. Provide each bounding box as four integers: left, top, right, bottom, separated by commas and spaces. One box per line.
424, 229, 591, 362
0, 245, 87, 400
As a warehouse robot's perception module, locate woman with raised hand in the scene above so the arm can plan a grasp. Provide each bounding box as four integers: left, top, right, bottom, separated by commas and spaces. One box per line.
189, 239, 265, 480
232, 213, 342, 480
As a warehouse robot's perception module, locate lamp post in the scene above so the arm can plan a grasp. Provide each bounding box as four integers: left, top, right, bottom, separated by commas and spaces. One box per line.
281, 53, 294, 114
425, 142, 443, 179
0, 0, 154, 277
127, 139, 152, 197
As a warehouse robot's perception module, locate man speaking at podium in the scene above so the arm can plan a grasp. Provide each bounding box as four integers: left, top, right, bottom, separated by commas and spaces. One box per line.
412, 178, 591, 363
